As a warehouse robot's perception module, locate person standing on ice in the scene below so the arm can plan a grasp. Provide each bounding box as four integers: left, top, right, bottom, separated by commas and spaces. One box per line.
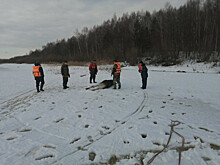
61, 60, 70, 89
89, 60, 98, 83
138, 61, 148, 89
33, 62, 45, 92
111, 60, 121, 89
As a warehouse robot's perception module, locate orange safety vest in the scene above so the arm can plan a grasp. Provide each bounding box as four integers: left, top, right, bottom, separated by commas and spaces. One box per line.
33, 66, 41, 77
114, 62, 121, 74
138, 63, 142, 72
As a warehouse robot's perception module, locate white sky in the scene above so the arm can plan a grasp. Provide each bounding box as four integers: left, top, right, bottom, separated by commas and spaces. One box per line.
0, 0, 187, 59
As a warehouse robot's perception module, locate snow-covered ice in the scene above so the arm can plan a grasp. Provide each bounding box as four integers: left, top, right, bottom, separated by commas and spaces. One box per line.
0, 62, 220, 165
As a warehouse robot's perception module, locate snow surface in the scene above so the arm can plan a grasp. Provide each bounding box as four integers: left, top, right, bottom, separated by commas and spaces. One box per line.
0, 62, 220, 165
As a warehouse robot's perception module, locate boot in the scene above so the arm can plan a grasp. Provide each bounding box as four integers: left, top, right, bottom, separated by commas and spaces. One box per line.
37, 86, 40, 92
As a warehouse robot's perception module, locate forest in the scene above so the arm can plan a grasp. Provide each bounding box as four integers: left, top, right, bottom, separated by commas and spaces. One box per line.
8, 0, 220, 65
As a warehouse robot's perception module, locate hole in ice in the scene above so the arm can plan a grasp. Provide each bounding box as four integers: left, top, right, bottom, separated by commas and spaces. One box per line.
141, 134, 147, 138
89, 152, 96, 161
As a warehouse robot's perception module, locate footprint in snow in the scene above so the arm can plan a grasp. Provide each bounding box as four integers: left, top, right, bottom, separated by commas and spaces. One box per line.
34, 116, 41, 120
171, 113, 176, 115
153, 121, 157, 124
161, 106, 165, 109
87, 136, 94, 143
35, 154, 54, 160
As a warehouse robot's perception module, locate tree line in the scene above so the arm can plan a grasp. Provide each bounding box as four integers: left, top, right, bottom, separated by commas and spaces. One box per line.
9, 0, 220, 65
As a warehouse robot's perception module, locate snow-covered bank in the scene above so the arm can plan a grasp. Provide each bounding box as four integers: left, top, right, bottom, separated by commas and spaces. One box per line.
0, 63, 220, 165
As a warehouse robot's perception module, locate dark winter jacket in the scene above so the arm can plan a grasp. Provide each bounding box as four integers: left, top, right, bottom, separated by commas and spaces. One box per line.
61, 64, 70, 77
140, 63, 148, 79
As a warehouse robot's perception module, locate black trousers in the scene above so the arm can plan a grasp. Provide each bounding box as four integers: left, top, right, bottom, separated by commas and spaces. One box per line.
90, 72, 96, 83
35, 77, 45, 91
142, 77, 147, 89
63, 77, 68, 88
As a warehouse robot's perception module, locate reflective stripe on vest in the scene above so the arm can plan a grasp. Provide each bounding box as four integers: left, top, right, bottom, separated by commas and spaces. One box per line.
33, 66, 41, 77
114, 62, 121, 74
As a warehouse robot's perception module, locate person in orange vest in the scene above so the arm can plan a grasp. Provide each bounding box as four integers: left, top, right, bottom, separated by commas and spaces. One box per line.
138, 61, 148, 89
89, 60, 98, 83
111, 60, 121, 89
33, 62, 45, 92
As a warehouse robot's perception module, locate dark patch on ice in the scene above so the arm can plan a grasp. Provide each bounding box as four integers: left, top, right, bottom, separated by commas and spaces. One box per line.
153, 142, 160, 146
123, 140, 130, 144
141, 134, 147, 138
199, 127, 214, 133
179, 102, 183, 105
182, 113, 186, 115
121, 121, 126, 124
89, 152, 96, 161
149, 110, 153, 113
153, 121, 157, 124
70, 137, 81, 144
0, 132, 4, 135
43, 145, 56, 149
139, 115, 150, 119
7, 137, 17, 140
160, 106, 165, 109
102, 126, 110, 130
98, 106, 103, 108
35, 154, 54, 160
115, 120, 120, 123
210, 143, 220, 150
194, 136, 204, 143
168, 95, 171, 96
165, 132, 170, 135
87, 136, 94, 143
186, 105, 192, 107
85, 124, 89, 128
170, 98, 174, 100
202, 157, 211, 161
163, 101, 166, 104
84, 102, 88, 104
171, 113, 176, 115
52, 102, 55, 104
78, 114, 82, 118
34, 116, 41, 120
122, 98, 125, 100
83, 107, 88, 110
19, 128, 32, 132
54, 118, 64, 123
108, 155, 118, 165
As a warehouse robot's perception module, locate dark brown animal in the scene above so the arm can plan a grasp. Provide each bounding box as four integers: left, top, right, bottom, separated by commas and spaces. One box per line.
86, 80, 113, 91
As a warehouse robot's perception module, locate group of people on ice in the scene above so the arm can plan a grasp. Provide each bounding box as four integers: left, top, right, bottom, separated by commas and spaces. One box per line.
32, 60, 148, 92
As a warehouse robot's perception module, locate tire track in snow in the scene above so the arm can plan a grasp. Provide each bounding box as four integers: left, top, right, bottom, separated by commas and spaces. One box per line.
49, 90, 149, 164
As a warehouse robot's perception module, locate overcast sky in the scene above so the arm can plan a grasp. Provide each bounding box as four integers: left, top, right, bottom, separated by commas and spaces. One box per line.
0, 0, 187, 59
